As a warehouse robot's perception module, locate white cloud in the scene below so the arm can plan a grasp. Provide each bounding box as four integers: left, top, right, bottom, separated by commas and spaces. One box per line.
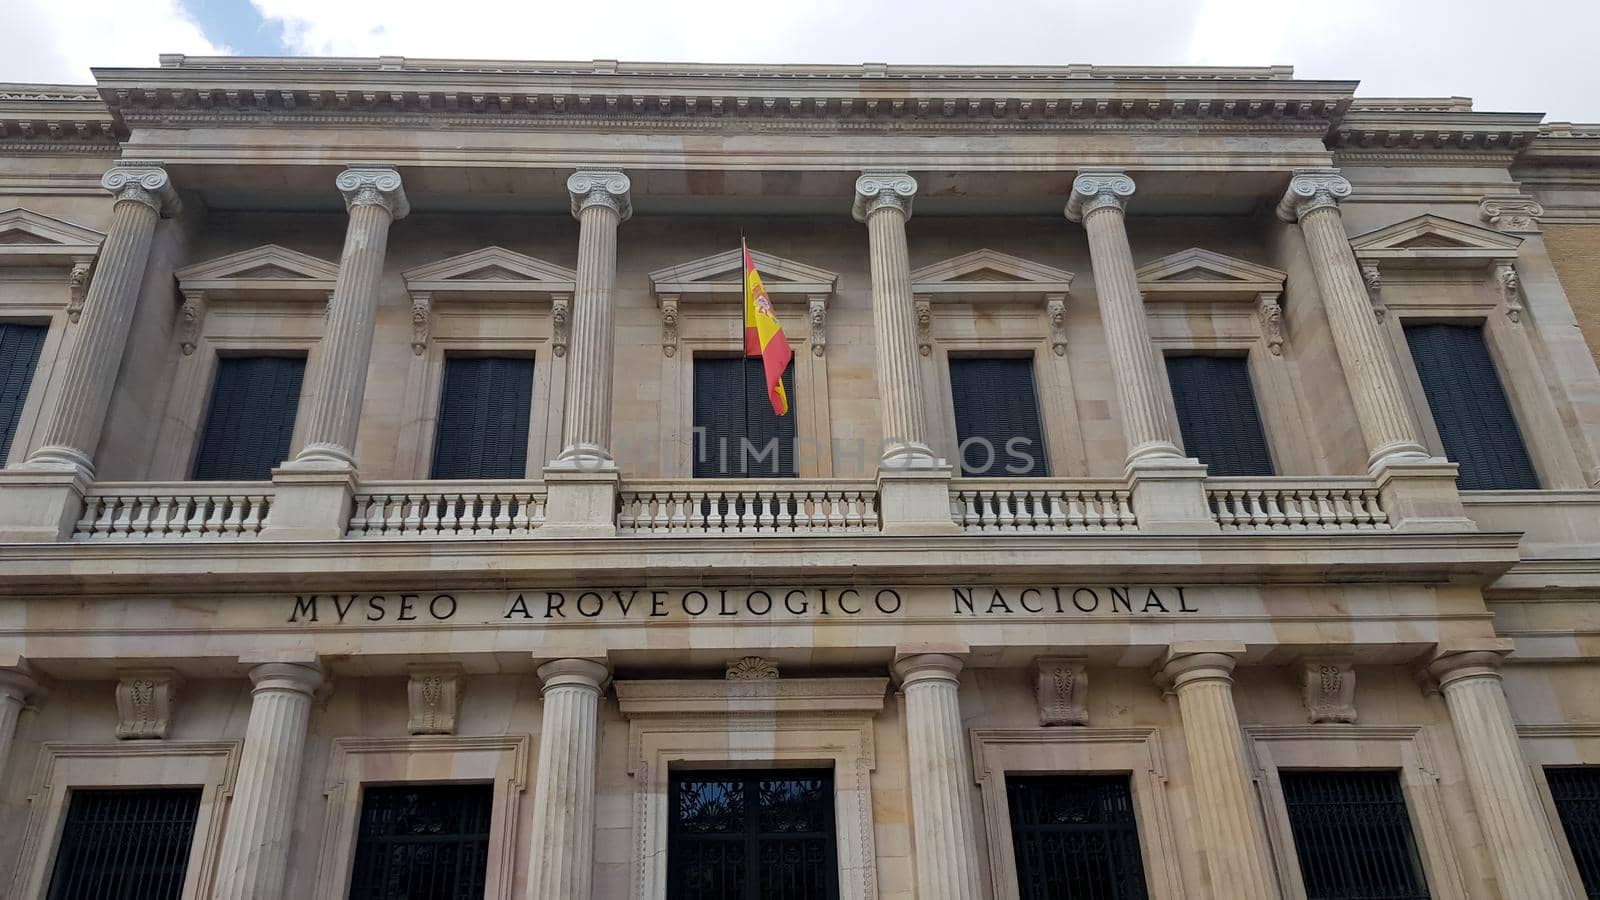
0, 0, 225, 84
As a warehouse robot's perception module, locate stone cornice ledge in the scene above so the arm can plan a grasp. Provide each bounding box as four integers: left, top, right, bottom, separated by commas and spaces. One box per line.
615, 677, 889, 716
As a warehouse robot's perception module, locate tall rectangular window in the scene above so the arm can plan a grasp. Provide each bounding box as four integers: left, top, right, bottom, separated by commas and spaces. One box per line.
0, 322, 48, 463
1280, 770, 1429, 900
668, 768, 838, 900
1403, 322, 1538, 490
47, 787, 202, 900
192, 356, 305, 481
1005, 774, 1149, 900
1164, 354, 1274, 476
1546, 767, 1600, 898
692, 356, 796, 478
430, 355, 534, 479
949, 357, 1048, 477
348, 782, 494, 900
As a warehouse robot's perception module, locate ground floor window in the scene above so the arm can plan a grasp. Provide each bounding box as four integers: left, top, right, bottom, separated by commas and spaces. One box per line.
1546, 767, 1600, 898
47, 787, 202, 900
668, 768, 838, 900
1280, 769, 1429, 900
1006, 773, 1149, 900
348, 782, 494, 900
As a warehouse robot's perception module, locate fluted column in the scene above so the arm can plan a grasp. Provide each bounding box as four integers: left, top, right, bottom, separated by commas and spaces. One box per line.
287, 166, 407, 469
1066, 170, 1183, 465
1156, 646, 1281, 900
1427, 647, 1579, 898
855, 172, 936, 466
1278, 169, 1428, 470
552, 170, 630, 468
525, 658, 609, 900
25, 163, 179, 474
210, 662, 322, 900
0, 664, 39, 786
893, 653, 983, 900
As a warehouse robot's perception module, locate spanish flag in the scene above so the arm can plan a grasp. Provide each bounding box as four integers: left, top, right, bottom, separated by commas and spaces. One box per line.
743, 240, 793, 416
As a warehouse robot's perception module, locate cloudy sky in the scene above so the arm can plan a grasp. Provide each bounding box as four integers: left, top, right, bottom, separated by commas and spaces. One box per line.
5, 0, 1598, 121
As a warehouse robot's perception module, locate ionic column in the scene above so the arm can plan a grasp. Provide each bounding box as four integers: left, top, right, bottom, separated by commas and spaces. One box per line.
287, 166, 408, 469
210, 662, 322, 900
0, 664, 39, 786
1156, 646, 1281, 900
1426, 646, 1579, 898
25, 163, 179, 474
1277, 169, 1428, 470
855, 172, 936, 466
893, 653, 983, 900
552, 170, 630, 468
525, 658, 609, 900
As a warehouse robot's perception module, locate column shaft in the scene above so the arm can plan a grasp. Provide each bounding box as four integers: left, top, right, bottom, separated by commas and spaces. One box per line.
895, 654, 983, 900
554, 171, 630, 467
0, 668, 37, 786
525, 659, 608, 900
855, 173, 934, 465
210, 662, 321, 900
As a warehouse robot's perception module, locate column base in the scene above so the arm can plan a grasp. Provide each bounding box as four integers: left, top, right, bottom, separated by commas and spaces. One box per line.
1374, 459, 1476, 533
260, 467, 357, 541
281, 442, 356, 471
540, 466, 619, 537
1125, 457, 1219, 534
877, 465, 959, 535
0, 469, 91, 542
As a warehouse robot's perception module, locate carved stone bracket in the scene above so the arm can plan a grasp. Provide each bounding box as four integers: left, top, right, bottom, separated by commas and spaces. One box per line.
915, 296, 933, 356
1359, 261, 1387, 320
551, 293, 571, 357
1495, 262, 1524, 324
1258, 292, 1284, 355
409, 292, 431, 355
115, 668, 182, 739
725, 657, 779, 680
324, 290, 336, 319
67, 260, 91, 322
178, 290, 206, 356
808, 295, 827, 357
1479, 195, 1545, 234
1298, 658, 1356, 724
1035, 657, 1088, 726
1045, 294, 1068, 356
406, 664, 464, 735
659, 294, 680, 357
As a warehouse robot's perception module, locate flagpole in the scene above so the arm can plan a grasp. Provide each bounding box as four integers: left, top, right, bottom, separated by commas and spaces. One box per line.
740, 231, 750, 467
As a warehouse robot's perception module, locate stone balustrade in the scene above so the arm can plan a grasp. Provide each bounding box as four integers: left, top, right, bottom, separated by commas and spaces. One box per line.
347, 480, 548, 537
950, 480, 1136, 533
1207, 477, 1391, 532
73, 482, 273, 540
617, 480, 880, 534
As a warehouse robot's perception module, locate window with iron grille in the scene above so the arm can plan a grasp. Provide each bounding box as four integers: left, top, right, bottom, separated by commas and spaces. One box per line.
192, 355, 305, 481
1403, 322, 1538, 490
1005, 774, 1149, 900
668, 769, 838, 900
46, 787, 202, 900
948, 356, 1048, 477
1164, 354, 1274, 477
692, 357, 797, 478
348, 782, 493, 900
430, 355, 534, 479
1546, 767, 1600, 898
0, 322, 48, 463
1280, 770, 1430, 900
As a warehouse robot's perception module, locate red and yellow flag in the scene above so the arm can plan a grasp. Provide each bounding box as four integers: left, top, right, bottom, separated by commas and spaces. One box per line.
743, 240, 792, 416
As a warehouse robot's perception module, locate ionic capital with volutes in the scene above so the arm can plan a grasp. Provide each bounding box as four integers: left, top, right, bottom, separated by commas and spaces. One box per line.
336, 165, 409, 219
567, 169, 632, 221
852, 171, 917, 221
101, 162, 180, 217
1275, 168, 1353, 222
1064, 169, 1135, 222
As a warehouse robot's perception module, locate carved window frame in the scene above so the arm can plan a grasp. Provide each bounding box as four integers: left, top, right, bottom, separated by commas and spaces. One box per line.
1517, 723, 1600, 894
1246, 724, 1470, 900
310, 734, 531, 900
6, 740, 240, 900
968, 727, 1185, 900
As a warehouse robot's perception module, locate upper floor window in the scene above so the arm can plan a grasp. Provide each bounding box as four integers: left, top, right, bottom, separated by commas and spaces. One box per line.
1006, 773, 1149, 900
1280, 769, 1429, 900
693, 356, 796, 478
349, 782, 494, 900
47, 787, 202, 900
192, 355, 304, 481
1545, 767, 1600, 898
430, 355, 534, 480
0, 322, 47, 463
1403, 323, 1538, 490
949, 357, 1048, 477
1164, 354, 1274, 477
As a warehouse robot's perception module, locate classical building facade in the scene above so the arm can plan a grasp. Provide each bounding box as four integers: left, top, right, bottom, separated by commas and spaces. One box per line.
0, 56, 1598, 900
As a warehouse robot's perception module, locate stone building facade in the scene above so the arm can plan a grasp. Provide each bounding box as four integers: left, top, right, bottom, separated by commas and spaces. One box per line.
0, 57, 1598, 900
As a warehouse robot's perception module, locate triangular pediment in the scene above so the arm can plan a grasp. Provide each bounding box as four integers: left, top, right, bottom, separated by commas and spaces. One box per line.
1136, 248, 1285, 302
0, 208, 104, 265
1350, 214, 1521, 266
402, 247, 577, 297
175, 244, 340, 299
909, 249, 1074, 299
649, 248, 837, 298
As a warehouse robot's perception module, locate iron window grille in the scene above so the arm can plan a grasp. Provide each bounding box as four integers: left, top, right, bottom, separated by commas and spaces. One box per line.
1005, 774, 1150, 900
668, 768, 838, 900
46, 787, 202, 900
1546, 767, 1600, 898
348, 782, 494, 900
1280, 769, 1430, 900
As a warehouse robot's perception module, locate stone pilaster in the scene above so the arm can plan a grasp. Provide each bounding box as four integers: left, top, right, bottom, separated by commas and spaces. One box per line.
210, 661, 323, 900
286, 165, 407, 470
525, 658, 610, 900
552, 170, 630, 469
1277, 169, 1430, 470
893, 652, 983, 900
0, 663, 39, 786
1426, 645, 1579, 898
1156, 645, 1281, 900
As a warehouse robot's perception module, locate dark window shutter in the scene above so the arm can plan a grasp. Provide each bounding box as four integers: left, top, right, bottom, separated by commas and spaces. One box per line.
692, 356, 796, 478
1280, 770, 1430, 900
192, 356, 305, 481
430, 356, 534, 479
0, 322, 48, 463
948, 357, 1048, 477
1546, 767, 1600, 898
1164, 355, 1275, 477
1404, 323, 1538, 490
47, 787, 202, 900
